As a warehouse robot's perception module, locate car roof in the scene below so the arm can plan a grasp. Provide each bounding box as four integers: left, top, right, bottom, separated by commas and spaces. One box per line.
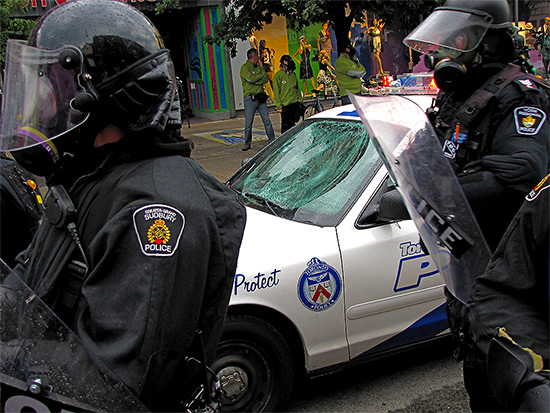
310, 104, 361, 121
311, 95, 434, 121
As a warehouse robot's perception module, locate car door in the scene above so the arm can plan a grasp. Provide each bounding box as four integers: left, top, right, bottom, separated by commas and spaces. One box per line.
338, 169, 447, 360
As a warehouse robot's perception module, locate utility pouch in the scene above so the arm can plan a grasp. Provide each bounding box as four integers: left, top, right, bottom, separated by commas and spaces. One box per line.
253, 92, 268, 103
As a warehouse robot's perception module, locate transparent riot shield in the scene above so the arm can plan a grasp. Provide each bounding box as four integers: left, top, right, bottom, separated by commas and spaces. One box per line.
0, 260, 148, 412
351, 94, 491, 303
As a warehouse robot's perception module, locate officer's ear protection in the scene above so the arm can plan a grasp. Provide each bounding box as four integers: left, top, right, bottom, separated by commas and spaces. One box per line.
58, 46, 100, 113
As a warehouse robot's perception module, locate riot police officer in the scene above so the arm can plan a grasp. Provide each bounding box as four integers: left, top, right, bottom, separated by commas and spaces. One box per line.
404, 0, 549, 410
0, 0, 246, 410
405, 0, 548, 251
466, 174, 549, 411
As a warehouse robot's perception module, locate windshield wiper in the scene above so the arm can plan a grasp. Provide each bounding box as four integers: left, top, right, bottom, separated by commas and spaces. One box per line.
243, 192, 284, 217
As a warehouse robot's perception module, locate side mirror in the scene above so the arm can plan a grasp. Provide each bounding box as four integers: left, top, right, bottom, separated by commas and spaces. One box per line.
377, 189, 410, 221
356, 188, 409, 228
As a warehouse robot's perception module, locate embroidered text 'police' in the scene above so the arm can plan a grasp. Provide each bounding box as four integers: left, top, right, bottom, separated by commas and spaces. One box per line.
513, 106, 547, 135
133, 204, 185, 257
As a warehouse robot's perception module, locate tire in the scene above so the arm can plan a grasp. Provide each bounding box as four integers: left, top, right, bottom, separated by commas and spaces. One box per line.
212, 315, 294, 412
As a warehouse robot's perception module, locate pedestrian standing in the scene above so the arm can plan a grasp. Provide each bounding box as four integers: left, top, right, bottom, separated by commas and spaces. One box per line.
240, 48, 276, 151
1, 1, 247, 410
334, 43, 366, 105
273, 55, 302, 133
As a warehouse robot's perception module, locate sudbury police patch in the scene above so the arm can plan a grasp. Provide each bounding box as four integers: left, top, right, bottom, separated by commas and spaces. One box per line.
133, 204, 185, 257
297, 257, 342, 311
514, 106, 546, 135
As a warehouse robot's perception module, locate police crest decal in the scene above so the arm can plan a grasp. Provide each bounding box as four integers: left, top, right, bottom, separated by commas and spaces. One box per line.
297, 257, 342, 311
133, 204, 185, 257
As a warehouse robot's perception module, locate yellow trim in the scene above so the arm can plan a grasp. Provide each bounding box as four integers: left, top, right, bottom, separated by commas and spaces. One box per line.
498, 327, 544, 372
20, 126, 59, 158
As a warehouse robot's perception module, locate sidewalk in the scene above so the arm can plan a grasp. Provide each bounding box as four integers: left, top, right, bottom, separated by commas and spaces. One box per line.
184, 109, 282, 182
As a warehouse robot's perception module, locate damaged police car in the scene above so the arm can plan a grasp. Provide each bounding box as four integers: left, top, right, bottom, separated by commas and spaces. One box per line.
212, 97, 448, 412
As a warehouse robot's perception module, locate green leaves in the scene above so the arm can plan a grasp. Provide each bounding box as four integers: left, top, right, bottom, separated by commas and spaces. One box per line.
213, 0, 443, 58
1, 0, 35, 68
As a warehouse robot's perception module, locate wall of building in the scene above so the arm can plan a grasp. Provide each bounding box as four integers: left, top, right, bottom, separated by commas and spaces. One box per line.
186, 7, 230, 117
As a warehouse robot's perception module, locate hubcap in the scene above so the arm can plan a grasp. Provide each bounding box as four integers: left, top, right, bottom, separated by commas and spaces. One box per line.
217, 366, 249, 403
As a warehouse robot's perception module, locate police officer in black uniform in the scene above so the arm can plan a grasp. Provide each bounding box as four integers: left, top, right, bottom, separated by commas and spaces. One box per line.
404, 0, 549, 410
0, 1, 246, 411
466, 174, 549, 411
406, 0, 549, 251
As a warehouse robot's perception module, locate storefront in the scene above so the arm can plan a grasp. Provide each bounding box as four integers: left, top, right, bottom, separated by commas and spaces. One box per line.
16, 0, 233, 119
18, 1, 549, 119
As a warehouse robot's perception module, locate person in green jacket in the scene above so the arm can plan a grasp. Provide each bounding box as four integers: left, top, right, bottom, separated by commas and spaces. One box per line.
334, 43, 366, 105
240, 48, 276, 151
273, 55, 303, 133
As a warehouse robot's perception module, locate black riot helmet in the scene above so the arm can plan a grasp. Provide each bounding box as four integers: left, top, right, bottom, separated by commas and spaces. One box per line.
0, 0, 180, 176
404, 0, 515, 91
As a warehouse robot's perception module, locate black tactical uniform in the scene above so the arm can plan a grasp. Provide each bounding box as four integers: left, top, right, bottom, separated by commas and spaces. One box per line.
404, 1, 550, 410
0, 155, 42, 267
0, 1, 246, 410
430, 62, 549, 250
14, 136, 246, 410
465, 174, 549, 411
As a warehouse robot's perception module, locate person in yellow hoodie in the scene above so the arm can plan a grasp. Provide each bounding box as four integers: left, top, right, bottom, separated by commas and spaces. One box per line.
334, 42, 366, 105
273, 55, 303, 133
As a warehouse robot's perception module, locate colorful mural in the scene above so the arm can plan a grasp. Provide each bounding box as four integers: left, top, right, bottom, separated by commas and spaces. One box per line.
188, 7, 230, 114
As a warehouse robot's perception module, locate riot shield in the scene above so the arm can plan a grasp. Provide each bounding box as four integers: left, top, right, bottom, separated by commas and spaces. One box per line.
351, 94, 491, 303
0, 260, 148, 412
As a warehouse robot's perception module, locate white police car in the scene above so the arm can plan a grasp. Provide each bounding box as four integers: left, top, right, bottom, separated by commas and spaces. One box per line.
212, 98, 448, 412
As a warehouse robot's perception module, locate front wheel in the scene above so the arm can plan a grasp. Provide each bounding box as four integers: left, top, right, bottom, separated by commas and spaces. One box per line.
212, 315, 294, 412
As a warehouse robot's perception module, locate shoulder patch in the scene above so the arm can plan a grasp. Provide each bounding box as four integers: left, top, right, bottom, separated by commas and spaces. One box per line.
516, 78, 538, 90
526, 174, 550, 202
133, 204, 185, 257
513, 106, 547, 135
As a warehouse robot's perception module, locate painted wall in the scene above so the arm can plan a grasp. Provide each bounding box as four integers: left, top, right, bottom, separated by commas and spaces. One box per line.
187, 7, 230, 115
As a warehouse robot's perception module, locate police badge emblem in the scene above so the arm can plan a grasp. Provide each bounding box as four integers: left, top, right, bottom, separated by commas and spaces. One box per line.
133, 204, 185, 257
297, 257, 342, 311
514, 106, 547, 135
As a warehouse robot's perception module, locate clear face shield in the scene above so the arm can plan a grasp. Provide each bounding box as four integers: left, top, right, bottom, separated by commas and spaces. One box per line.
403, 8, 493, 55
0, 40, 90, 154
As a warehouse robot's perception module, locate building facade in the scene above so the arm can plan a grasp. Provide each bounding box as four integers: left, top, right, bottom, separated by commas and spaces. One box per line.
15, 0, 550, 120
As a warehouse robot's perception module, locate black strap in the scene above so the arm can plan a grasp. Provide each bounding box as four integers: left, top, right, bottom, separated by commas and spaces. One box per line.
455, 64, 547, 156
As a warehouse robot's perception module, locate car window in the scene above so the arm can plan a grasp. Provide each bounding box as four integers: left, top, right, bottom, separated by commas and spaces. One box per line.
229, 119, 382, 227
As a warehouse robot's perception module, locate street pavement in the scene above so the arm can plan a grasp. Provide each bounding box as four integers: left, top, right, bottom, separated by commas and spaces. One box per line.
185, 109, 281, 182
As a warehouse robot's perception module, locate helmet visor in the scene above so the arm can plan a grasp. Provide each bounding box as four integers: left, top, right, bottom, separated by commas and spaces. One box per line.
0, 40, 89, 152
404, 8, 492, 53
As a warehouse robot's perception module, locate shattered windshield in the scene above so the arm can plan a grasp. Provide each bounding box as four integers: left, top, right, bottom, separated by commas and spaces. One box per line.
229, 119, 382, 226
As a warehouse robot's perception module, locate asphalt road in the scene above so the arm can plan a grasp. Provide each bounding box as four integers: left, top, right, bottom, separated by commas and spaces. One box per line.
287, 340, 471, 412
